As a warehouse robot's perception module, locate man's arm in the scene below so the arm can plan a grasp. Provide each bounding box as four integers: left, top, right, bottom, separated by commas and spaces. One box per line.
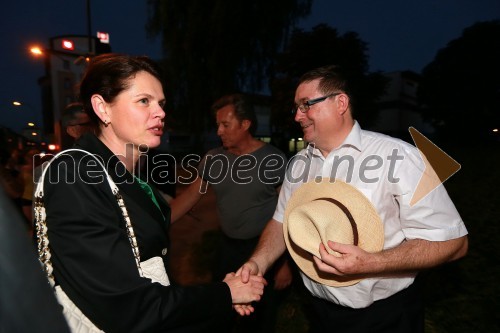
233, 219, 287, 316
314, 236, 468, 277
238, 219, 287, 281
169, 176, 205, 223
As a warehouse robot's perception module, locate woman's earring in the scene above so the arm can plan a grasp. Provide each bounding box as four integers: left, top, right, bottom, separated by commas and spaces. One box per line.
104, 119, 109, 127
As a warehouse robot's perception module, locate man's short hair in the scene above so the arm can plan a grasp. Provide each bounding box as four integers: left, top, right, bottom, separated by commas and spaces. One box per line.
61, 102, 88, 129
211, 93, 258, 135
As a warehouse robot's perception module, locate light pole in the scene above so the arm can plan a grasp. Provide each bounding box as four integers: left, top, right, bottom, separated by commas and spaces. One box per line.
87, 0, 92, 54
28, 38, 93, 149
26, 1, 110, 149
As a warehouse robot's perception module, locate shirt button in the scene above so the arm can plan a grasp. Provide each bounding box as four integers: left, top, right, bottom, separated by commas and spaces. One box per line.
161, 248, 168, 256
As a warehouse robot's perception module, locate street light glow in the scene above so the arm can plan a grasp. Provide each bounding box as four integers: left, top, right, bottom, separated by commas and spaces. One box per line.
30, 46, 44, 56
12, 101, 41, 132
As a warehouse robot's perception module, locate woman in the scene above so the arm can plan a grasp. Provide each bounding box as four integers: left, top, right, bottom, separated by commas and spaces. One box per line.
38, 53, 265, 332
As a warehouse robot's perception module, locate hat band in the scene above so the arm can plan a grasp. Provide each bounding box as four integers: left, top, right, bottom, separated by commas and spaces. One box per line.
313, 198, 359, 246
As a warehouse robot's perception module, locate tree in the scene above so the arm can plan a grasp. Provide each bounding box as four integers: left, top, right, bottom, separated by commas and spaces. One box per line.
268, 24, 388, 147
418, 20, 500, 143
146, 0, 312, 152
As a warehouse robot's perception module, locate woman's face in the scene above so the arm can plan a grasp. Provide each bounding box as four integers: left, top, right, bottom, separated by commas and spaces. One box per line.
103, 71, 166, 153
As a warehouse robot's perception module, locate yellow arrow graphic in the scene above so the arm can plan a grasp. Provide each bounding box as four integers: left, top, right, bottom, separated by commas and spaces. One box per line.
409, 127, 461, 206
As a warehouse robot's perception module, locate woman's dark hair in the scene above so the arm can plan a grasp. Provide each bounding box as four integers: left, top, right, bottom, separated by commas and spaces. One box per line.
211, 93, 258, 135
79, 53, 163, 132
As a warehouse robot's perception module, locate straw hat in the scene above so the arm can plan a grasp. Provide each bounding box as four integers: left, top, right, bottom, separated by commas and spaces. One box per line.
283, 178, 384, 287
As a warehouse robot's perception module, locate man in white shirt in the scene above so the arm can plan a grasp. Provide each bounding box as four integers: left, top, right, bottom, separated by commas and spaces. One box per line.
237, 65, 468, 332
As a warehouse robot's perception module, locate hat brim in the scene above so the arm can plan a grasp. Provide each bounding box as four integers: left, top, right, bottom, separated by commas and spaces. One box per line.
283, 178, 384, 287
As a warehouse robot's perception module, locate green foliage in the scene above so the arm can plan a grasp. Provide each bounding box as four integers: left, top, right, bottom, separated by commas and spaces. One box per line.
418, 20, 500, 142
268, 24, 389, 140
423, 143, 500, 332
146, 0, 312, 151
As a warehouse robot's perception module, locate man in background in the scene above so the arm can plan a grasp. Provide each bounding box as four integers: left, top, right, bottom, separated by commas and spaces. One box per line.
170, 93, 293, 333
60, 102, 93, 148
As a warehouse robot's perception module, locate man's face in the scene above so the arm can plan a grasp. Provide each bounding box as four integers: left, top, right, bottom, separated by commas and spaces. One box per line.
294, 80, 339, 147
66, 112, 93, 139
215, 105, 249, 150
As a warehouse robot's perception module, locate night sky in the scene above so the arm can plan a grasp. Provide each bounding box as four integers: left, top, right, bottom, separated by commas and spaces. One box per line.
1, 0, 499, 133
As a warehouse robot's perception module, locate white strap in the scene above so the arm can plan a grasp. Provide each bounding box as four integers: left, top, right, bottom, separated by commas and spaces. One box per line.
34, 148, 144, 286
34, 149, 117, 199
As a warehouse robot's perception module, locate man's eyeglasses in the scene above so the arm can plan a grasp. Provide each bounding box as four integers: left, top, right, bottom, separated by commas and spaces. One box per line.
69, 121, 92, 127
292, 92, 341, 114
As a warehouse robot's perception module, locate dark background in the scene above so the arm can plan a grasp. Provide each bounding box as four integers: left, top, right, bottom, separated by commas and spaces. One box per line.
1, 0, 499, 132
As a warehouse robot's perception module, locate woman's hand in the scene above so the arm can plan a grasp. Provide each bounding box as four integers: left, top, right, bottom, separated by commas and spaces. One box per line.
223, 272, 267, 316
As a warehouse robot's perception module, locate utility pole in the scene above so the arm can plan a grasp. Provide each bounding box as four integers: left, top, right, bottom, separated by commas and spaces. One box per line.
86, 0, 92, 54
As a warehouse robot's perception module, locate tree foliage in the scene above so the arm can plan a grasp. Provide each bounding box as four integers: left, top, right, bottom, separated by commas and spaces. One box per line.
146, 0, 312, 151
418, 20, 500, 142
269, 24, 388, 143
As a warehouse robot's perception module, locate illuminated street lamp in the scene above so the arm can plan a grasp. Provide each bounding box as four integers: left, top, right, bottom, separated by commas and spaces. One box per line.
29, 41, 86, 64
12, 100, 43, 139
27, 0, 109, 150
12, 100, 39, 125
12, 101, 40, 129
29, 36, 96, 148
30, 46, 44, 56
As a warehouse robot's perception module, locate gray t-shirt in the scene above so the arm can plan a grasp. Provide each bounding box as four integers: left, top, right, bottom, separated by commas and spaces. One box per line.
199, 144, 287, 239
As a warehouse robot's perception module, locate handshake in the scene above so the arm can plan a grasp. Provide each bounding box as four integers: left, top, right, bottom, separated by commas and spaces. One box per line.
222, 259, 265, 316
223, 258, 292, 316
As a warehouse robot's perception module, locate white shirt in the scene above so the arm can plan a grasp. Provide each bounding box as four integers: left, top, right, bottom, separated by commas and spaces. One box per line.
273, 121, 468, 308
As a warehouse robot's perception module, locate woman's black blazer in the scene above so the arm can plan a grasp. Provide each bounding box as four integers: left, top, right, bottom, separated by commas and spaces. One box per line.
42, 133, 232, 332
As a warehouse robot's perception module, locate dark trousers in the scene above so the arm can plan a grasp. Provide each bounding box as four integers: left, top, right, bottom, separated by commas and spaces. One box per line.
304, 279, 424, 333
213, 234, 288, 333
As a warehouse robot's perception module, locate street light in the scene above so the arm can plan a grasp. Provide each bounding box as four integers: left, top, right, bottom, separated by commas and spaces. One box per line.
12, 100, 39, 126
30, 46, 44, 56
12, 100, 43, 138
27, 37, 97, 149
29, 43, 90, 65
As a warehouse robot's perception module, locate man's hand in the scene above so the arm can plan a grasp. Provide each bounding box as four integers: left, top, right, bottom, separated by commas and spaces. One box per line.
313, 240, 374, 276
236, 259, 261, 282
232, 219, 288, 315
233, 260, 262, 316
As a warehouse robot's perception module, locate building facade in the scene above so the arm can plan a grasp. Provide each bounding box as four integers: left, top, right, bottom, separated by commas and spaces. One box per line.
38, 35, 111, 149
371, 71, 434, 141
